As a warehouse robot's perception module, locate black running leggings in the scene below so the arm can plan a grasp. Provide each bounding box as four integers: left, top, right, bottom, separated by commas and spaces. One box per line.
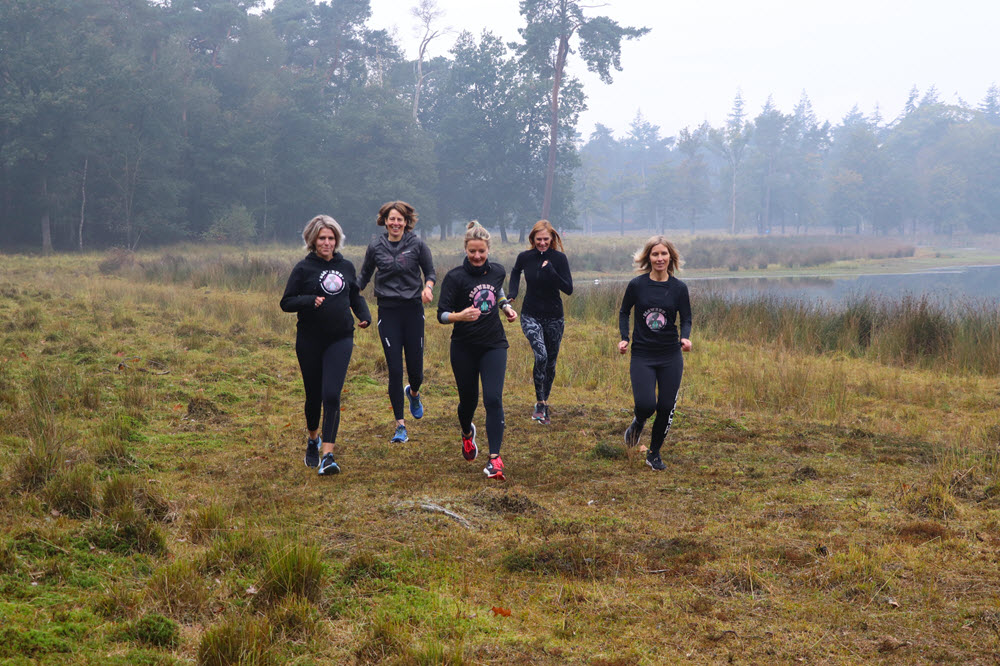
629, 348, 683, 455
295, 334, 354, 444
450, 341, 506, 456
520, 314, 564, 402
376, 302, 425, 420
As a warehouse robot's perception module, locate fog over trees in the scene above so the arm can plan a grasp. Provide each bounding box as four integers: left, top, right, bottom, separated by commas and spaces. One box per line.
2, 0, 998, 252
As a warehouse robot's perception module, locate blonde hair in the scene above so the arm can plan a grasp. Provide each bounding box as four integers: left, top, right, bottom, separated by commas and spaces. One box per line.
302, 215, 344, 253
464, 220, 491, 249
633, 235, 681, 275
528, 219, 564, 252
376, 201, 417, 231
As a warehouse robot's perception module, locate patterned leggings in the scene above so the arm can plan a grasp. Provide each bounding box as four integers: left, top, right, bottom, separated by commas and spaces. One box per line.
519, 315, 565, 402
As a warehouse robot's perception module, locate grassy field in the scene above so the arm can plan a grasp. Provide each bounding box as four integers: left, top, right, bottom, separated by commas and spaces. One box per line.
2, 241, 1000, 664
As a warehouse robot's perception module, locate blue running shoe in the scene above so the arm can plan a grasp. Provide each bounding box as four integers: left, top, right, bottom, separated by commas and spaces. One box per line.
305, 436, 320, 468
646, 452, 666, 471
318, 452, 340, 475
405, 385, 424, 419
391, 424, 409, 443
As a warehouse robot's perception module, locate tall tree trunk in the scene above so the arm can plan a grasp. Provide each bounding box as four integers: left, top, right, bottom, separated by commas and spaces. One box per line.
41, 174, 53, 255
79, 157, 88, 251
730, 168, 737, 234
541, 35, 569, 220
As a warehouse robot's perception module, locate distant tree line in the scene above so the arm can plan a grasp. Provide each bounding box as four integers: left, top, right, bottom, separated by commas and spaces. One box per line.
2, 1, 998, 253
1, 0, 647, 252
578, 87, 1000, 237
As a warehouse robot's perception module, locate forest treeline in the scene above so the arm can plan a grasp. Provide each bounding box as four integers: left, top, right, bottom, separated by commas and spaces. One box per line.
2, 0, 999, 253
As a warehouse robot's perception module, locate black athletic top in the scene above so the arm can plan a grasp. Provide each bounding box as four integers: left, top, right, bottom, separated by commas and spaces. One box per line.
437, 258, 509, 350
507, 248, 573, 319
280, 252, 371, 341
618, 274, 692, 356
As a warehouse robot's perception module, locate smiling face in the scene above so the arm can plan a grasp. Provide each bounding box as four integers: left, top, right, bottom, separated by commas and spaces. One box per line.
533, 230, 552, 253
465, 239, 489, 266
315, 228, 337, 260
649, 244, 671, 274
385, 208, 407, 241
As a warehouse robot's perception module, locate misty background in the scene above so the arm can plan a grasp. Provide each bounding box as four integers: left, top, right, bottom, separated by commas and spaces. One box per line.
2, 0, 999, 253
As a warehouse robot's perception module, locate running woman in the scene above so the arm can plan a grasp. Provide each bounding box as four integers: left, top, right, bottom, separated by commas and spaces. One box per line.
358, 201, 436, 444
618, 236, 692, 471
437, 221, 518, 480
507, 219, 573, 425
280, 215, 371, 476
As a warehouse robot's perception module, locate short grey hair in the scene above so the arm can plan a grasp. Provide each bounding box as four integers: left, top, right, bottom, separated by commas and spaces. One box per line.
302, 215, 345, 252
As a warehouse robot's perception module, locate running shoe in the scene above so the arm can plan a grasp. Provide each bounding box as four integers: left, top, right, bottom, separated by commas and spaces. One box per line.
305, 436, 320, 468
484, 455, 506, 480
461, 423, 478, 461
623, 419, 642, 448
539, 404, 551, 425
646, 452, 666, 471
405, 384, 424, 419
531, 402, 545, 421
318, 452, 341, 475
391, 424, 409, 443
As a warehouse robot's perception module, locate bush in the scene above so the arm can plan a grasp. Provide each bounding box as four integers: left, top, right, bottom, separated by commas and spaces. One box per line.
204, 204, 257, 244
125, 613, 180, 648
44, 464, 97, 518
257, 543, 324, 606
197, 616, 274, 666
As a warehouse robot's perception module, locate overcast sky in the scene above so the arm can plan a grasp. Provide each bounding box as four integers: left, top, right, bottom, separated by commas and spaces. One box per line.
368, 0, 1000, 141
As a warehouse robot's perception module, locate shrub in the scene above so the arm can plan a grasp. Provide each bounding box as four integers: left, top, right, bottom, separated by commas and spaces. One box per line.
98, 247, 136, 274
257, 543, 324, 606
145, 559, 209, 621
197, 616, 274, 666
125, 613, 180, 648
44, 464, 97, 518
88, 504, 167, 556
204, 204, 257, 244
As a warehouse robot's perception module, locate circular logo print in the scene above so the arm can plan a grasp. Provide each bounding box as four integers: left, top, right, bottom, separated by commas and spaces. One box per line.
321, 271, 345, 295
473, 288, 496, 313
645, 311, 666, 331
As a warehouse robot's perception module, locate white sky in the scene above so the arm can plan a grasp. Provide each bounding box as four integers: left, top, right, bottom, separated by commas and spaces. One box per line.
368, 0, 1000, 141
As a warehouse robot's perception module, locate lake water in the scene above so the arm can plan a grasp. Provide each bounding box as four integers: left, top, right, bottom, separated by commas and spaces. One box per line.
686, 264, 1000, 308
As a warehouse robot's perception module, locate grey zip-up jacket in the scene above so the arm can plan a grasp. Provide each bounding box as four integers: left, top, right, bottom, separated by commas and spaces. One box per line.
358, 231, 436, 308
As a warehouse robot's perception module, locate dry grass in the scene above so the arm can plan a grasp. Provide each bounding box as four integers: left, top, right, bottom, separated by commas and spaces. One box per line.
1, 246, 999, 663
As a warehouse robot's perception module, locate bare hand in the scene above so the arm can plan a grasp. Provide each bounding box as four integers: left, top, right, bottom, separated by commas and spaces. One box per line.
541, 260, 549, 268
458, 306, 480, 322
503, 305, 518, 322
314, 296, 325, 308
618, 340, 629, 354
681, 338, 692, 352
421, 286, 433, 304
358, 320, 370, 329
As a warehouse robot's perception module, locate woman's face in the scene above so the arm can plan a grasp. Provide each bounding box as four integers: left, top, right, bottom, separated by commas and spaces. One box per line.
466, 239, 489, 267
649, 244, 671, 274
533, 230, 552, 253
385, 209, 407, 241
315, 228, 337, 260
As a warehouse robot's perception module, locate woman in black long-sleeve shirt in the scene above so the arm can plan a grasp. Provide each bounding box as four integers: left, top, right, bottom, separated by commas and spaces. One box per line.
618, 236, 692, 471
437, 221, 518, 480
280, 215, 371, 475
507, 220, 573, 425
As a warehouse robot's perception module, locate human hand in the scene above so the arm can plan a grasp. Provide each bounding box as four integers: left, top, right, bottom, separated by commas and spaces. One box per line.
681, 338, 692, 352
541, 260, 549, 268
503, 305, 517, 322
618, 340, 629, 354
459, 306, 480, 322
314, 296, 325, 308
358, 320, 370, 329
421, 286, 433, 304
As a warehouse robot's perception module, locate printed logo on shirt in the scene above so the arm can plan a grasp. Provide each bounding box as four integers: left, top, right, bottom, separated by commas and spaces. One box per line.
643, 308, 668, 332
319, 270, 346, 295
469, 284, 497, 314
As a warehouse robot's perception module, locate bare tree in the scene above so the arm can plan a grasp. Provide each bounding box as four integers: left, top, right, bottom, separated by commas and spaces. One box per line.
411, 0, 445, 123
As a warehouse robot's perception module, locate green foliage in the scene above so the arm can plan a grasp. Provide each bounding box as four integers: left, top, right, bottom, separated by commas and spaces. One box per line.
123, 613, 180, 648
87, 505, 167, 556
257, 542, 324, 606
197, 616, 274, 666
205, 205, 258, 244
340, 551, 396, 586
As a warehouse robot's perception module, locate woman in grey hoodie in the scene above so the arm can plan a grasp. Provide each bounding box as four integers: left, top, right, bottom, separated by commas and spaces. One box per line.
358, 201, 436, 444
